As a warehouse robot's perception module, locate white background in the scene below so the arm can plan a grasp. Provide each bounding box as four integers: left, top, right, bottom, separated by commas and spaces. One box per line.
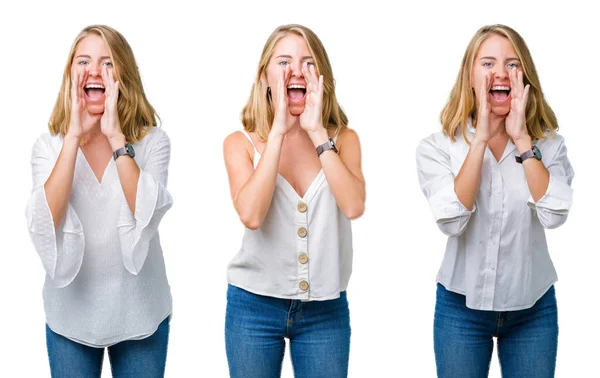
1, 0, 598, 376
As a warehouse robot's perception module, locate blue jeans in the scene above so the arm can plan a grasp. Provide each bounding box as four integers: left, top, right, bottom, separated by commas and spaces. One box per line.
225, 284, 351, 378
46, 316, 170, 378
434, 283, 558, 378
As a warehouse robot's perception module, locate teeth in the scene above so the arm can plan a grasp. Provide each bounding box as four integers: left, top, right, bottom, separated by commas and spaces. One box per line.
491, 86, 510, 91
85, 84, 105, 89
287, 84, 306, 89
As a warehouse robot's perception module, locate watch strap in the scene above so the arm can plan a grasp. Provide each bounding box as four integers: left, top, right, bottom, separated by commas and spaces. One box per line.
316, 138, 338, 157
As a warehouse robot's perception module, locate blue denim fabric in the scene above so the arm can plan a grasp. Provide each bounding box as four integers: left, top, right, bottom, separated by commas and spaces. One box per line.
434, 283, 558, 378
46, 316, 169, 378
225, 284, 351, 378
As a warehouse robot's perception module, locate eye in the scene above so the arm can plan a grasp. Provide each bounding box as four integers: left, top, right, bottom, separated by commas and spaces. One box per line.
483, 62, 493, 68
78, 60, 88, 66
306, 62, 315, 67
102, 61, 113, 67
278, 61, 289, 66
507, 62, 518, 69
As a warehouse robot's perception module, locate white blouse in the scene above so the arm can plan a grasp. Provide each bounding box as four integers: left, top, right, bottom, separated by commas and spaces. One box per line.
227, 131, 353, 301
25, 127, 173, 347
416, 122, 574, 311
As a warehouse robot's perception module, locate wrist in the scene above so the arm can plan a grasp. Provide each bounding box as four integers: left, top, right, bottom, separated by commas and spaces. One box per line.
308, 127, 329, 147
109, 133, 127, 151
514, 136, 533, 154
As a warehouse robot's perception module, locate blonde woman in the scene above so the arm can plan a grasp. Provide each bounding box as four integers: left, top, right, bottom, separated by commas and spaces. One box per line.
416, 25, 574, 377
26, 25, 172, 377
223, 24, 365, 378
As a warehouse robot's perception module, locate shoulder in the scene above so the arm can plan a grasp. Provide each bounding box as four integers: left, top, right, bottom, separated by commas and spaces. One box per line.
417, 132, 452, 157
335, 127, 360, 151
223, 130, 254, 157
141, 126, 169, 145
31, 132, 62, 156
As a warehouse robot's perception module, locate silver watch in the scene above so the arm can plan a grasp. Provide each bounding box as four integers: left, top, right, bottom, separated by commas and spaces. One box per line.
113, 143, 135, 161
316, 138, 338, 157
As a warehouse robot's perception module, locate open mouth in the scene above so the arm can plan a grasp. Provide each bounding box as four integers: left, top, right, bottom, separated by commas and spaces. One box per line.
287, 84, 306, 103
489, 85, 510, 103
84, 83, 105, 101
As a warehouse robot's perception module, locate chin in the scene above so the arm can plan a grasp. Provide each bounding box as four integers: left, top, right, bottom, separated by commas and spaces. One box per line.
289, 104, 305, 116
86, 104, 105, 116
491, 106, 510, 118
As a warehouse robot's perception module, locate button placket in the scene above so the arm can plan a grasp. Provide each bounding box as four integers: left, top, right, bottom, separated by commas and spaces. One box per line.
481, 168, 503, 309
296, 201, 310, 298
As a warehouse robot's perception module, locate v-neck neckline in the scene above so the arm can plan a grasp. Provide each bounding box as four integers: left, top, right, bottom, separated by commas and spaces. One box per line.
78, 148, 113, 185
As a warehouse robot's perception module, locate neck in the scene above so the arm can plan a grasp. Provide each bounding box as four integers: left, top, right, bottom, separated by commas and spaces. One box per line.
488, 114, 507, 136
80, 124, 106, 147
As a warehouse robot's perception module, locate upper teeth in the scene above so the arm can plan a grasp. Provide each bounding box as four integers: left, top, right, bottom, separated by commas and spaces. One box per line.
491, 86, 510, 91
287, 84, 305, 89
85, 84, 105, 89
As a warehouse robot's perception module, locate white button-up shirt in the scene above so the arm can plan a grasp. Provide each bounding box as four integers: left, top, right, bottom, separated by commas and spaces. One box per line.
416, 122, 574, 311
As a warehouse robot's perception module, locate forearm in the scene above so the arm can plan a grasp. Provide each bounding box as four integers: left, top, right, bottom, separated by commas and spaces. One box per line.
234, 132, 284, 229
319, 150, 365, 219
43, 135, 79, 228
110, 135, 140, 214
515, 138, 549, 202
454, 139, 486, 211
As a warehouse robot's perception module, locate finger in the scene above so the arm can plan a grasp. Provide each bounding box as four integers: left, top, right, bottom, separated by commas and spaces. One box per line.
318, 74, 324, 95
522, 84, 530, 108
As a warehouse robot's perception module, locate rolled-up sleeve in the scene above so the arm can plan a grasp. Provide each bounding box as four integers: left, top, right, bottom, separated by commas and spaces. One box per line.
527, 137, 574, 229
416, 136, 474, 236
25, 136, 85, 288
118, 131, 173, 275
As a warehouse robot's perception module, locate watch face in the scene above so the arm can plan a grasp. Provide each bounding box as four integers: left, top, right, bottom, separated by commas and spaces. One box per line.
126, 144, 136, 158
533, 145, 542, 160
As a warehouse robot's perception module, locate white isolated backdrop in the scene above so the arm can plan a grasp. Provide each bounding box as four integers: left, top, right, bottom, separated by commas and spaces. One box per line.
0, 0, 597, 376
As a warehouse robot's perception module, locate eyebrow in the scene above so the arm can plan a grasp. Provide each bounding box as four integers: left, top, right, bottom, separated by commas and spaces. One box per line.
479, 56, 520, 62
75, 55, 112, 60
275, 55, 313, 60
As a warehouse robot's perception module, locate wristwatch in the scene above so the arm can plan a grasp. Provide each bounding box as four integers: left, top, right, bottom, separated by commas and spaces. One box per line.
515, 145, 541, 163
113, 143, 135, 161
316, 138, 338, 157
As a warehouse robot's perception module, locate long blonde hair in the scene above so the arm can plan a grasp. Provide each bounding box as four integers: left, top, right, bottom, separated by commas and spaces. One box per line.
441, 24, 558, 143
241, 24, 348, 142
49, 25, 158, 143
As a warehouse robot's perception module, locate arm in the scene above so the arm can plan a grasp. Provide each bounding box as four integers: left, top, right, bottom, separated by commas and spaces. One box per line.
308, 128, 365, 220
224, 131, 284, 230
454, 139, 486, 211
26, 136, 85, 288
524, 137, 574, 228
416, 136, 475, 236
117, 130, 173, 274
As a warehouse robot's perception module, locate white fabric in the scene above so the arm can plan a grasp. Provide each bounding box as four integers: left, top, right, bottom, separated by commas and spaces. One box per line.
416, 121, 574, 311
227, 130, 353, 301
25, 127, 173, 347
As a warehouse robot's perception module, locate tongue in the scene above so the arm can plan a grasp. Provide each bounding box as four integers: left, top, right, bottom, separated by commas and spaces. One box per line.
87, 88, 105, 100
490, 90, 509, 102
287, 88, 305, 101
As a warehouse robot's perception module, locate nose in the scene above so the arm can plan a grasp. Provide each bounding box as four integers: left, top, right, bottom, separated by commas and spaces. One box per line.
290, 61, 304, 78
493, 65, 508, 79
88, 62, 102, 77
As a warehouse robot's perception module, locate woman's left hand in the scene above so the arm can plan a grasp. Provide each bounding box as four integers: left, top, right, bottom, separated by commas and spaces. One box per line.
300, 63, 327, 142
505, 69, 531, 144
101, 66, 125, 145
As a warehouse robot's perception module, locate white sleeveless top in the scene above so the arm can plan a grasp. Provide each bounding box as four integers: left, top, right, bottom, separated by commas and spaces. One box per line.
227, 130, 353, 301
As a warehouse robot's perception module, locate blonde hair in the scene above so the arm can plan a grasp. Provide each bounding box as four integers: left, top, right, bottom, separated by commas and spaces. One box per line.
441, 24, 558, 143
49, 25, 158, 143
241, 24, 348, 142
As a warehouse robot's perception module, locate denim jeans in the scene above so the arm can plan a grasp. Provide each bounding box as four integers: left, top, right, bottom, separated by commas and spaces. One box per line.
46, 316, 170, 378
225, 284, 351, 378
434, 283, 558, 378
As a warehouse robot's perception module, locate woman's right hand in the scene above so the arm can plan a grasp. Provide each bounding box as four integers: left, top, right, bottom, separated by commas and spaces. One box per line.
472, 71, 493, 144
269, 64, 294, 138
66, 67, 93, 140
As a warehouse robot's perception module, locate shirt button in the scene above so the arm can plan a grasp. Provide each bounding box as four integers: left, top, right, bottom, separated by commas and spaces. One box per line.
297, 227, 307, 238
299, 280, 309, 291
297, 202, 307, 213
298, 253, 308, 264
